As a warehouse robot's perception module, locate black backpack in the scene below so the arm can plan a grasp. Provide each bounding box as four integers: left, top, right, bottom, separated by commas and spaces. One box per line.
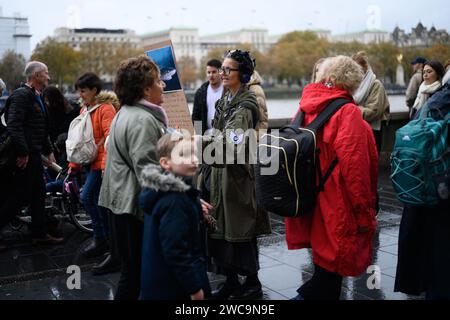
255, 98, 350, 217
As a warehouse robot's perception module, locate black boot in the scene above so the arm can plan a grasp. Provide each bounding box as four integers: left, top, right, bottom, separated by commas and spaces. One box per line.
92, 253, 121, 276
0, 239, 7, 253
210, 274, 241, 300
229, 274, 263, 300
81, 237, 109, 258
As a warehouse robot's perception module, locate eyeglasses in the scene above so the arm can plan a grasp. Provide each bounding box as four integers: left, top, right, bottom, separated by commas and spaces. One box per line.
218, 67, 239, 75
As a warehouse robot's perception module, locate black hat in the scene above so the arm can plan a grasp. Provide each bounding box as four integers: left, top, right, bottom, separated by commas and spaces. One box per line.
411, 57, 427, 65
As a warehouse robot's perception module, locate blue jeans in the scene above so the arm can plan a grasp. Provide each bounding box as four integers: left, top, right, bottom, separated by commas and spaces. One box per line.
81, 170, 108, 239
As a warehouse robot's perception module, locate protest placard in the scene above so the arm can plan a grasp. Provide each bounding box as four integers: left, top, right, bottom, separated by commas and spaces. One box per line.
144, 40, 194, 135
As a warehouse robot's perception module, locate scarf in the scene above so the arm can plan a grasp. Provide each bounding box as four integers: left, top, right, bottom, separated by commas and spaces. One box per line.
353, 68, 376, 105
138, 99, 169, 127
412, 81, 442, 112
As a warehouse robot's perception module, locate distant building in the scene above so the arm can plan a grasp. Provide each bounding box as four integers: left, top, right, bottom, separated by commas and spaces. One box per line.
309, 29, 332, 41
331, 29, 391, 44
393, 22, 450, 47
201, 28, 272, 54
0, 8, 31, 60
140, 27, 327, 67
54, 27, 140, 50
141, 27, 201, 64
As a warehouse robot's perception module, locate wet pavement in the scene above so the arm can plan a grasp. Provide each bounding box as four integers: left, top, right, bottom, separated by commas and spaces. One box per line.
0, 168, 425, 300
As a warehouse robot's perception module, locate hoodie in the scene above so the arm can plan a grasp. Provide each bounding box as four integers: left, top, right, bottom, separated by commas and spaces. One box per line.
139, 164, 210, 300
286, 83, 379, 277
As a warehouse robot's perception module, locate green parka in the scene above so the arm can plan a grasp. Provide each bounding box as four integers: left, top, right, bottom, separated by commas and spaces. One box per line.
205, 87, 271, 242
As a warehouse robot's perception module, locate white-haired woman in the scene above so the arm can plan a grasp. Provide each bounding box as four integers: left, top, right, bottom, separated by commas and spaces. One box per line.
286, 56, 379, 300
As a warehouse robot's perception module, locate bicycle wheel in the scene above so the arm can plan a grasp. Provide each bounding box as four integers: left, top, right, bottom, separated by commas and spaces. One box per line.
65, 196, 93, 234
9, 216, 25, 231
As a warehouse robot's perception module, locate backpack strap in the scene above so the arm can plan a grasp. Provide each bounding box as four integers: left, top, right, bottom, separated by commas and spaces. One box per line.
85, 104, 102, 114
292, 111, 305, 128
309, 98, 351, 192
84, 104, 105, 148
307, 98, 351, 132
317, 157, 339, 192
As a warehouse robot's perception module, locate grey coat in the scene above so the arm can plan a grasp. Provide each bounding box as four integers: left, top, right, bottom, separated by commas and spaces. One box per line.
99, 102, 167, 219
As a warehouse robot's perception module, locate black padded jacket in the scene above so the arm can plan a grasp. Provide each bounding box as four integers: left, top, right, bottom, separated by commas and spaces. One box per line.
5, 84, 52, 157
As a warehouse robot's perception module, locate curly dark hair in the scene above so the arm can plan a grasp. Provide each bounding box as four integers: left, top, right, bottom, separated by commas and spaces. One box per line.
114, 55, 160, 106
224, 50, 256, 84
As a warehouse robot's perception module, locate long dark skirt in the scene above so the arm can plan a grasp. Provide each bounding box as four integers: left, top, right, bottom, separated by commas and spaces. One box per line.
395, 203, 450, 298
208, 238, 259, 276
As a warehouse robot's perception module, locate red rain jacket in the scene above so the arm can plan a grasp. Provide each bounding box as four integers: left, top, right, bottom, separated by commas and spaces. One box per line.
285, 83, 378, 277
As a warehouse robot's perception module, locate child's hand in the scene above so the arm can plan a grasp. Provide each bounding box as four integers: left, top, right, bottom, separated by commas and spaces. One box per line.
201, 199, 213, 218
191, 289, 204, 300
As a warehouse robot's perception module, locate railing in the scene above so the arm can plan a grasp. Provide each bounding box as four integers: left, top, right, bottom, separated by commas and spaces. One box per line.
267, 106, 410, 168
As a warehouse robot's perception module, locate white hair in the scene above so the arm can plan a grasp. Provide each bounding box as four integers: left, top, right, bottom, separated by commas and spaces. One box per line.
0, 78, 5, 90
316, 55, 364, 94
24, 61, 47, 80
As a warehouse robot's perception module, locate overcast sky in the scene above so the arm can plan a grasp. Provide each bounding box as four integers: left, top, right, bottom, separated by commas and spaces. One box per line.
1, 0, 449, 50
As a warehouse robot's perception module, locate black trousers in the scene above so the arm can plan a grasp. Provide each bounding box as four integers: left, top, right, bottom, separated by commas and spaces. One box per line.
106, 209, 119, 260
111, 213, 143, 300
373, 129, 383, 154
0, 154, 47, 237
297, 264, 343, 300
395, 204, 450, 298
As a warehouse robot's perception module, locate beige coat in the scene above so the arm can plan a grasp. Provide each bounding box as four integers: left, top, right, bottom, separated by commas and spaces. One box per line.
406, 70, 423, 108
247, 71, 268, 132
359, 79, 390, 130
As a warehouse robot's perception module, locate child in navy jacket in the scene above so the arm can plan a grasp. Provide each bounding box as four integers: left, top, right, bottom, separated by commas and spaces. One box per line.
139, 133, 210, 300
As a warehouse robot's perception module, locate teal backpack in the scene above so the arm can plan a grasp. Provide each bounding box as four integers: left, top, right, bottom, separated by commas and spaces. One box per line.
390, 108, 450, 205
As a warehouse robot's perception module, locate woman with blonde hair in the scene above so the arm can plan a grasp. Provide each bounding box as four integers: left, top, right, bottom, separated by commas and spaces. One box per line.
287, 56, 379, 300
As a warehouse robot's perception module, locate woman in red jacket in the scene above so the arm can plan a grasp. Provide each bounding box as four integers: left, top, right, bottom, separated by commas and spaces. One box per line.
287, 56, 379, 300
69, 73, 117, 259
